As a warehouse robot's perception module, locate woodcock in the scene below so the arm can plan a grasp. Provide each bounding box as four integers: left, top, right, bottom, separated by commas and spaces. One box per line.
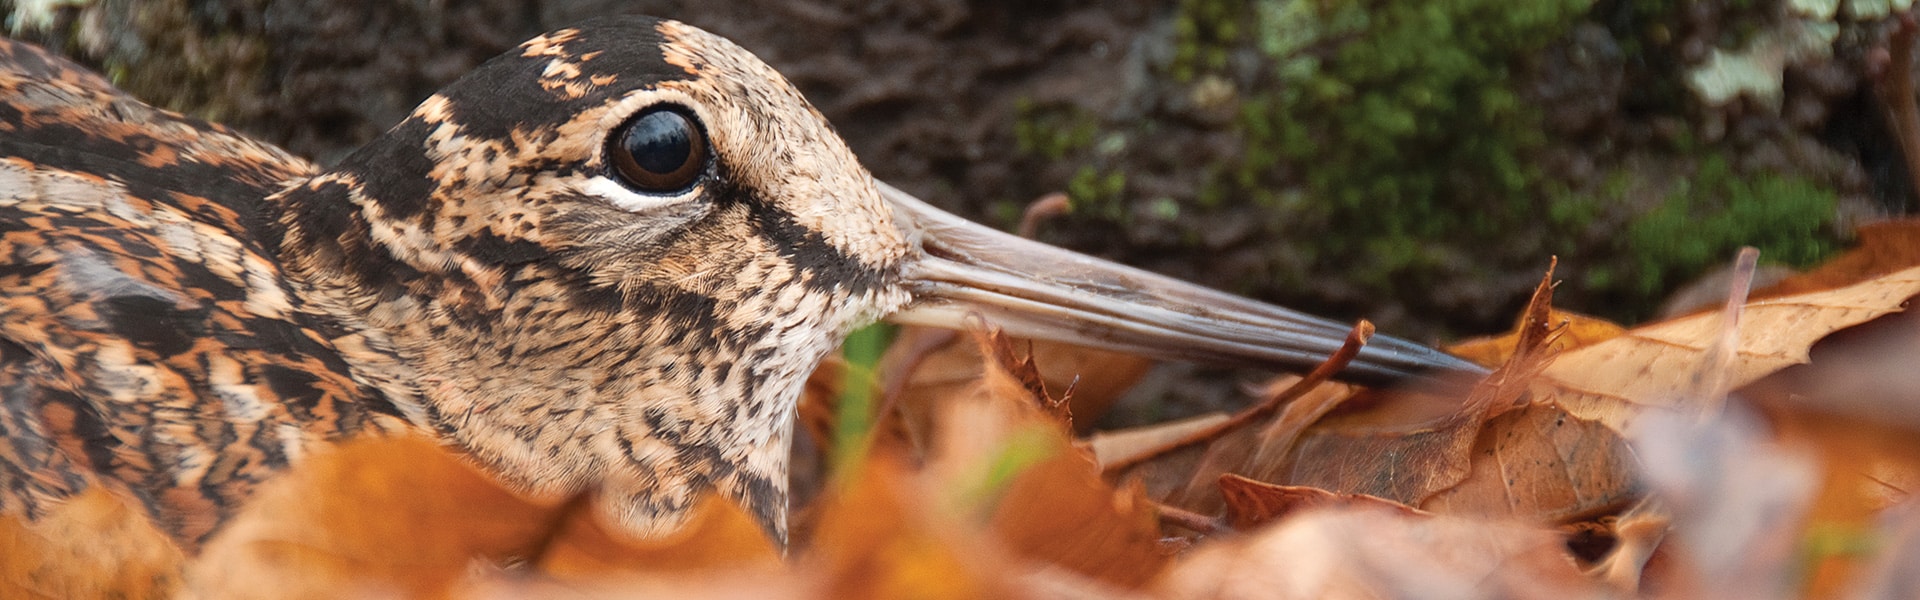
0, 16, 1476, 554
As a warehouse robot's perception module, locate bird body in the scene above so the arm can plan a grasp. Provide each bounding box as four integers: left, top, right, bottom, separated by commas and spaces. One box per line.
0, 18, 911, 547
0, 15, 1477, 559
0, 37, 401, 546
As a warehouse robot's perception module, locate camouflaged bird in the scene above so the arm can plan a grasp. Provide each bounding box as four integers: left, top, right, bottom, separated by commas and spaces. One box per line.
0, 16, 1475, 552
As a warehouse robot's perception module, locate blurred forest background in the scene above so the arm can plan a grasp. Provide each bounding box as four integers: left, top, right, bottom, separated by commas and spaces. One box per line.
2, 0, 1905, 395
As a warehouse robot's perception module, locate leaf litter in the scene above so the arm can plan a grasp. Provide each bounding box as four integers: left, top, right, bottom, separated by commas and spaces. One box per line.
30, 221, 1920, 598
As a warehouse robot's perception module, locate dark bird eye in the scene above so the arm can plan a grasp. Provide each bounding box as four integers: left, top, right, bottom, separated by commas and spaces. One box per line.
608, 107, 708, 193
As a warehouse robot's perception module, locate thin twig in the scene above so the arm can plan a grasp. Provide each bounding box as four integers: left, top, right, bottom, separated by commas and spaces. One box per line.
1153, 500, 1223, 535
1100, 321, 1375, 476
1873, 11, 1920, 206
1693, 247, 1758, 417
1016, 192, 1072, 238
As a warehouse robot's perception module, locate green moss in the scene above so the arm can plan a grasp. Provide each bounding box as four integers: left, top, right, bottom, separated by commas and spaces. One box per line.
1013, 98, 1100, 161
1066, 165, 1128, 219
1165, 0, 1594, 292
1623, 155, 1839, 297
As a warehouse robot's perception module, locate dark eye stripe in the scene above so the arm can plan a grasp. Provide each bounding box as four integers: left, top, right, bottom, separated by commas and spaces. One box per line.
608, 107, 708, 193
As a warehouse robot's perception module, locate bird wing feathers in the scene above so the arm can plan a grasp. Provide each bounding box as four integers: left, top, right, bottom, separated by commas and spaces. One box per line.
0, 37, 398, 547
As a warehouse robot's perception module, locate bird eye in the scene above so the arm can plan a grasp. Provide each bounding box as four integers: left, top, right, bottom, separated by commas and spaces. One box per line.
608, 107, 708, 193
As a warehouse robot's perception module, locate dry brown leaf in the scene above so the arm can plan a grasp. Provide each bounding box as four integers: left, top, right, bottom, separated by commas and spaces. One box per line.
1449, 309, 1628, 367
935, 326, 1171, 589
535, 494, 781, 578
988, 449, 1168, 588
803, 455, 1016, 600
190, 435, 565, 599
1543, 265, 1920, 430
1217, 474, 1426, 530
1086, 412, 1230, 472
1115, 321, 1373, 514
1155, 506, 1608, 599
878, 325, 1153, 437
1163, 269, 1635, 525
970, 326, 1073, 428
1161, 378, 1356, 512
1754, 218, 1920, 300
1414, 402, 1640, 521
195, 434, 783, 598
0, 485, 184, 600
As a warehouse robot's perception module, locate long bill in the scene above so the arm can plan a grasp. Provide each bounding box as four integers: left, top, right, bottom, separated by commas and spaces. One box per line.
878, 182, 1485, 387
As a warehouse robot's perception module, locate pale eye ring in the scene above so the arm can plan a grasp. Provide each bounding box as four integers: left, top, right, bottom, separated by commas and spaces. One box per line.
607, 106, 709, 193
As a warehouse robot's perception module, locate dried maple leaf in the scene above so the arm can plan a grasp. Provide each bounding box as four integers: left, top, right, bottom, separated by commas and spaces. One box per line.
1412, 402, 1640, 522
1544, 265, 1920, 430
792, 324, 1169, 593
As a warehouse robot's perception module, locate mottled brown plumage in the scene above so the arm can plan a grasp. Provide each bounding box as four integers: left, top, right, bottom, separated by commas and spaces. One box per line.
0, 17, 912, 548
0, 15, 1475, 559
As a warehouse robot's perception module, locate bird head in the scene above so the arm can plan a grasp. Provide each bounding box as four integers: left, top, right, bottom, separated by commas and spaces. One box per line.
271, 16, 1476, 542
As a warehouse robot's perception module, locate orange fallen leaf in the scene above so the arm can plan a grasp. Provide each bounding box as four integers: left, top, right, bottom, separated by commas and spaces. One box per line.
1849, 502, 1920, 600
189, 435, 568, 599
1161, 378, 1356, 512
1449, 309, 1627, 367
1754, 218, 1920, 300
191, 434, 777, 599
0, 485, 184, 600
1734, 310, 1920, 596
878, 325, 1152, 437
803, 455, 1015, 600
535, 494, 780, 578
936, 326, 1170, 588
